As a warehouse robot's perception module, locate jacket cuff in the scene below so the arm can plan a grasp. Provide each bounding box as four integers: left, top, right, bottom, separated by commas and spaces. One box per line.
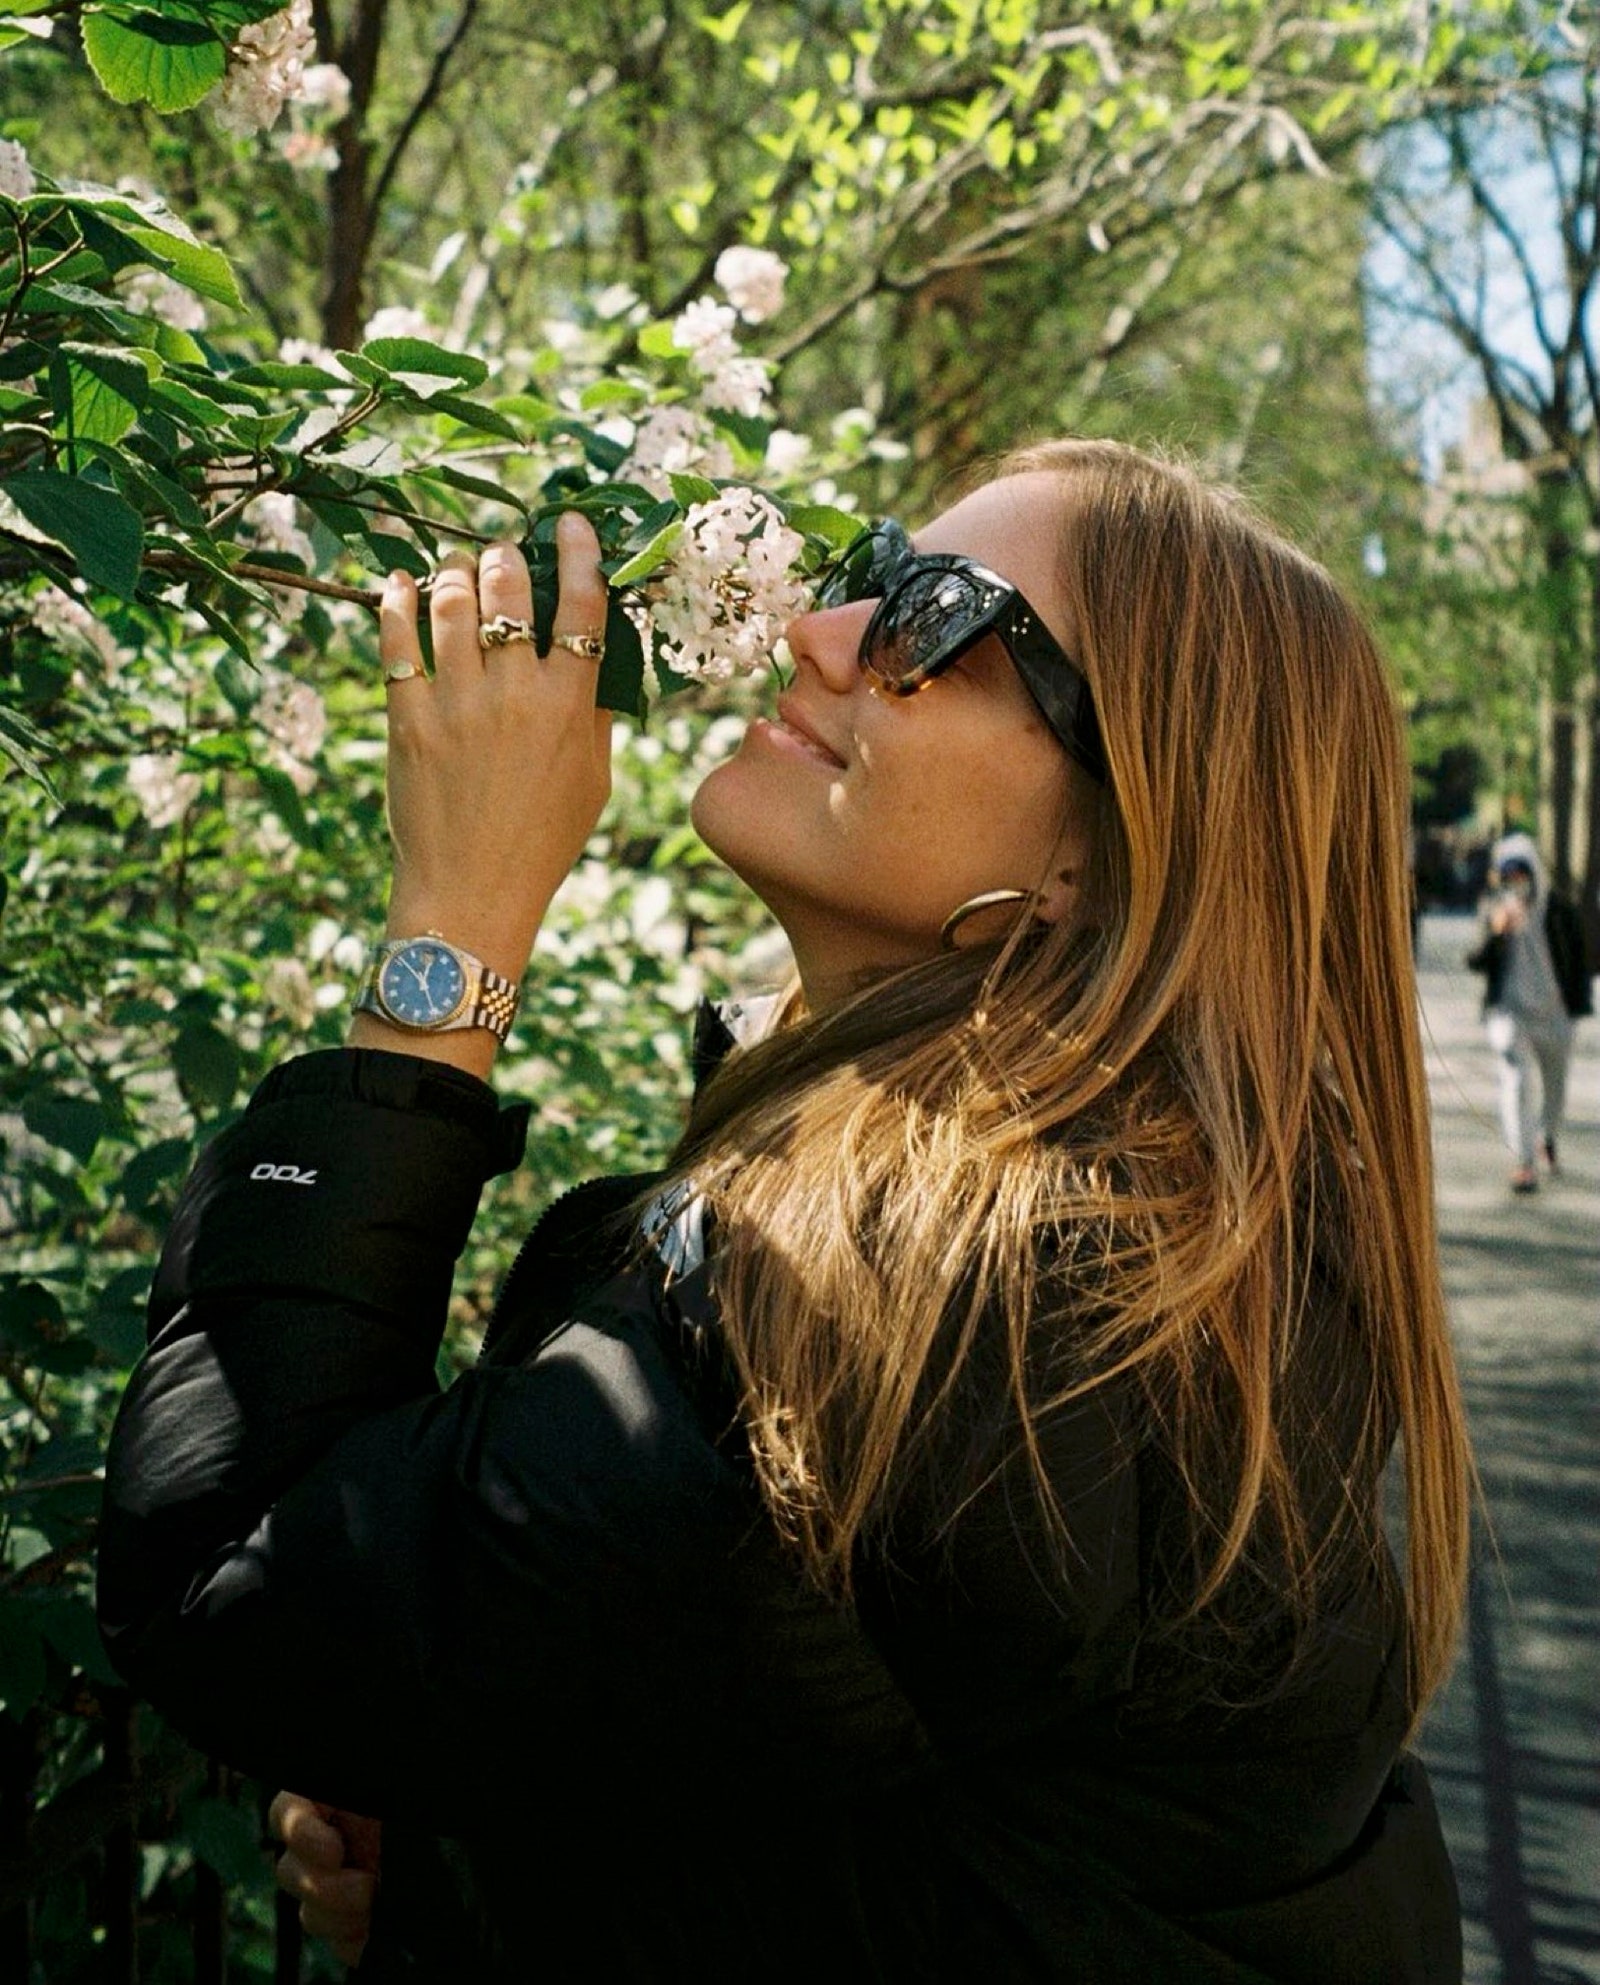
249, 1047, 530, 1173
151, 1049, 530, 1331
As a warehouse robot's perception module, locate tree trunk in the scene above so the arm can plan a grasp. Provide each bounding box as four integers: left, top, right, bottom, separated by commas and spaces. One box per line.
1533, 467, 1582, 894
1583, 554, 1600, 964
321, 0, 390, 351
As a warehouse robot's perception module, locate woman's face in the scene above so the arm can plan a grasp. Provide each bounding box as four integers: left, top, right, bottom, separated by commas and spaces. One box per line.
691, 473, 1089, 1006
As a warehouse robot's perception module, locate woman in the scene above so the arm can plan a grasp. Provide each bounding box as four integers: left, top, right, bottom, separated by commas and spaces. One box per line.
98, 439, 1470, 1981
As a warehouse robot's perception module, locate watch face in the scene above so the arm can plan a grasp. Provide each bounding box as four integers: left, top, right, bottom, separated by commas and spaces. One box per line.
377, 940, 469, 1028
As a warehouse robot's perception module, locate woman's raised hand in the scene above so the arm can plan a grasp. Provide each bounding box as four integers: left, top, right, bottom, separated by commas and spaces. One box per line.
376, 515, 614, 986
269, 1790, 382, 1970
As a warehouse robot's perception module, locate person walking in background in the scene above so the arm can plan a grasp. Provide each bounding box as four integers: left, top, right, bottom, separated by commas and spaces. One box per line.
1468, 831, 1593, 1194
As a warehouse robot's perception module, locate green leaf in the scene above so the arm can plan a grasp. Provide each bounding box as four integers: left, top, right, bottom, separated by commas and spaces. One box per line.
543, 418, 630, 472
81, 10, 228, 113
705, 405, 771, 456
119, 1136, 193, 1214
118, 223, 239, 310
0, 471, 144, 597
360, 336, 489, 389
331, 349, 387, 387
637, 320, 684, 361
192, 596, 257, 663
21, 1088, 107, 1163
360, 530, 430, 577
698, 1, 750, 43
172, 1020, 240, 1114
0, 1598, 46, 1717
782, 501, 863, 548
596, 594, 647, 719
424, 390, 522, 440
187, 1796, 265, 1888
405, 462, 528, 515
0, 703, 63, 805
0, 1279, 64, 1350
252, 763, 314, 844
36, 1591, 120, 1683
579, 377, 648, 412
224, 410, 299, 452
608, 518, 683, 589
230, 360, 351, 391
109, 454, 207, 533
213, 649, 259, 716
668, 471, 720, 508
51, 342, 155, 446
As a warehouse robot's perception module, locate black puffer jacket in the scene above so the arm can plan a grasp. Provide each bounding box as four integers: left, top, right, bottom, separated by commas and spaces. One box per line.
97, 1010, 1461, 1982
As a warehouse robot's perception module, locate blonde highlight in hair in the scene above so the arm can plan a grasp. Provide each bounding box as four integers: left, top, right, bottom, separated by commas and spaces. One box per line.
670, 439, 1470, 1723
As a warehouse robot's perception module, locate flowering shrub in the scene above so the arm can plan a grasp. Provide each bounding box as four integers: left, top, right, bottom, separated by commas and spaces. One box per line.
0, 10, 861, 1969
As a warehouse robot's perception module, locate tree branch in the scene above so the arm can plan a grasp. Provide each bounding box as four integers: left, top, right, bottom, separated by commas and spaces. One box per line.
368, 0, 483, 227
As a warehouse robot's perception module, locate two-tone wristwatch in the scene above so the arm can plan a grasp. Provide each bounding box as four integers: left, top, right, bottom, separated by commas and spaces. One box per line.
355, 932, 521, 1043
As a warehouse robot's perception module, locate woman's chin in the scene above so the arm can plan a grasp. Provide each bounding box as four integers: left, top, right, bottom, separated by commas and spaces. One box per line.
690, 753, 761, 868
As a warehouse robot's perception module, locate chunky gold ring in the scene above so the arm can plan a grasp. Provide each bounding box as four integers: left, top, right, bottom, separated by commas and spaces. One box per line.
383, 660, 421, 683
549, 630, 606, 659
478, 615, 537, 649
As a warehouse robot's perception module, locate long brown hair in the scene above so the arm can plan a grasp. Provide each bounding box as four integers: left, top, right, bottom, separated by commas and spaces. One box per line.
670, 438, 1470, 1718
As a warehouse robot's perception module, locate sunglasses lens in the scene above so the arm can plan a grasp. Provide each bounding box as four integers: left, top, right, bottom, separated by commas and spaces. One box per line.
868, 567, 991, 687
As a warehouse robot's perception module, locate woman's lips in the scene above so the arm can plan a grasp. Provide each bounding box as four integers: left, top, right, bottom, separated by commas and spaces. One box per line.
761, 701, 846, 768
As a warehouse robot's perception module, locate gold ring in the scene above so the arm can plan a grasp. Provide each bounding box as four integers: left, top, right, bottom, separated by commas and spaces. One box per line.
549, 630, 605, 659
383, 660, 421, 683
479, 615, 537, 649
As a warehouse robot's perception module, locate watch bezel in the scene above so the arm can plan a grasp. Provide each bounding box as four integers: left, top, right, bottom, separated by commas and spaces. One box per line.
374, 937, 472, 1031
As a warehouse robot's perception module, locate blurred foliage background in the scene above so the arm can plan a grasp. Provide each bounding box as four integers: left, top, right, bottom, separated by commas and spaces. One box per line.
1, 0, 1595, 1976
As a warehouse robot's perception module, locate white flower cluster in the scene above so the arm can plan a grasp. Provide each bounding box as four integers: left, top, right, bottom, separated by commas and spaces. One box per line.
261, 956, 317, 1029
244, 492, 317, 624
621, 249, 795, 496
647, 489, 807, 683
119, 268, 207, 333
671, 298, 771, 418
712, 246, 787, 325
0, 138, 35, 202
126, 753, 201, 830
362, 304, 430, 343
213, 0, 318, 138
255, 666, 327, 794
625, 405, 735, 491
279, 335, 340, 370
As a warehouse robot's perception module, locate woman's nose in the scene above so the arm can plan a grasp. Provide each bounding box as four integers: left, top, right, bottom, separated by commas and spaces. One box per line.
783, 603, 868, 694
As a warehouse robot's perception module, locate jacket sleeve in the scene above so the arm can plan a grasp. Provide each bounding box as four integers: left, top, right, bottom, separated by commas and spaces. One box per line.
97, 1049, 932, 1831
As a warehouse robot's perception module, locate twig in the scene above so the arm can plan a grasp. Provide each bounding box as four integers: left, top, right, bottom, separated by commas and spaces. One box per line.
0, 210, 32, 348
142, 550, 382, 610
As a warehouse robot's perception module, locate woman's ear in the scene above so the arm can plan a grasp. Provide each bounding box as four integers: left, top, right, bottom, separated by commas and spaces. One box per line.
1032, 864, 1081, 929
1033, 813, 1096, 929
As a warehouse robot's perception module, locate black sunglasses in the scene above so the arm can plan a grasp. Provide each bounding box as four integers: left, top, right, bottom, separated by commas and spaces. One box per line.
814, 518, 1108, 786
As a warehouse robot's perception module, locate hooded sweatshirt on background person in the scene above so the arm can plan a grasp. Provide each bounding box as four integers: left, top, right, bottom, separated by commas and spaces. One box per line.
1468, 832, 1589, 1186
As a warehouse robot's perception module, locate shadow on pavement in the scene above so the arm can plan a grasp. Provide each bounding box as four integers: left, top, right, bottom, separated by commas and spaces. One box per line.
1413, 916, 1600, 1985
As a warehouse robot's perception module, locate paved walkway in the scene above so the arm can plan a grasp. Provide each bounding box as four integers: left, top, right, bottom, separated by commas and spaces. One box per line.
1414, 913, 1600, 1985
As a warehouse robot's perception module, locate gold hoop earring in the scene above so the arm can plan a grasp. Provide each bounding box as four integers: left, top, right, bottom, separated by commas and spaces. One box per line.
939, 888, 1034, 952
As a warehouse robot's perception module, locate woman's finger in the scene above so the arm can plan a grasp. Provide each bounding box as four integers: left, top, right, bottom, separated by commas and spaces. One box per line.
428, 549, 483, 689
476, 539, 537, 664
273, 1800, 346, 1873
378, 571, 425, 691
281, 1858, 376, 1968
295, 1865, 376, 1930
546, 510, 608, 665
